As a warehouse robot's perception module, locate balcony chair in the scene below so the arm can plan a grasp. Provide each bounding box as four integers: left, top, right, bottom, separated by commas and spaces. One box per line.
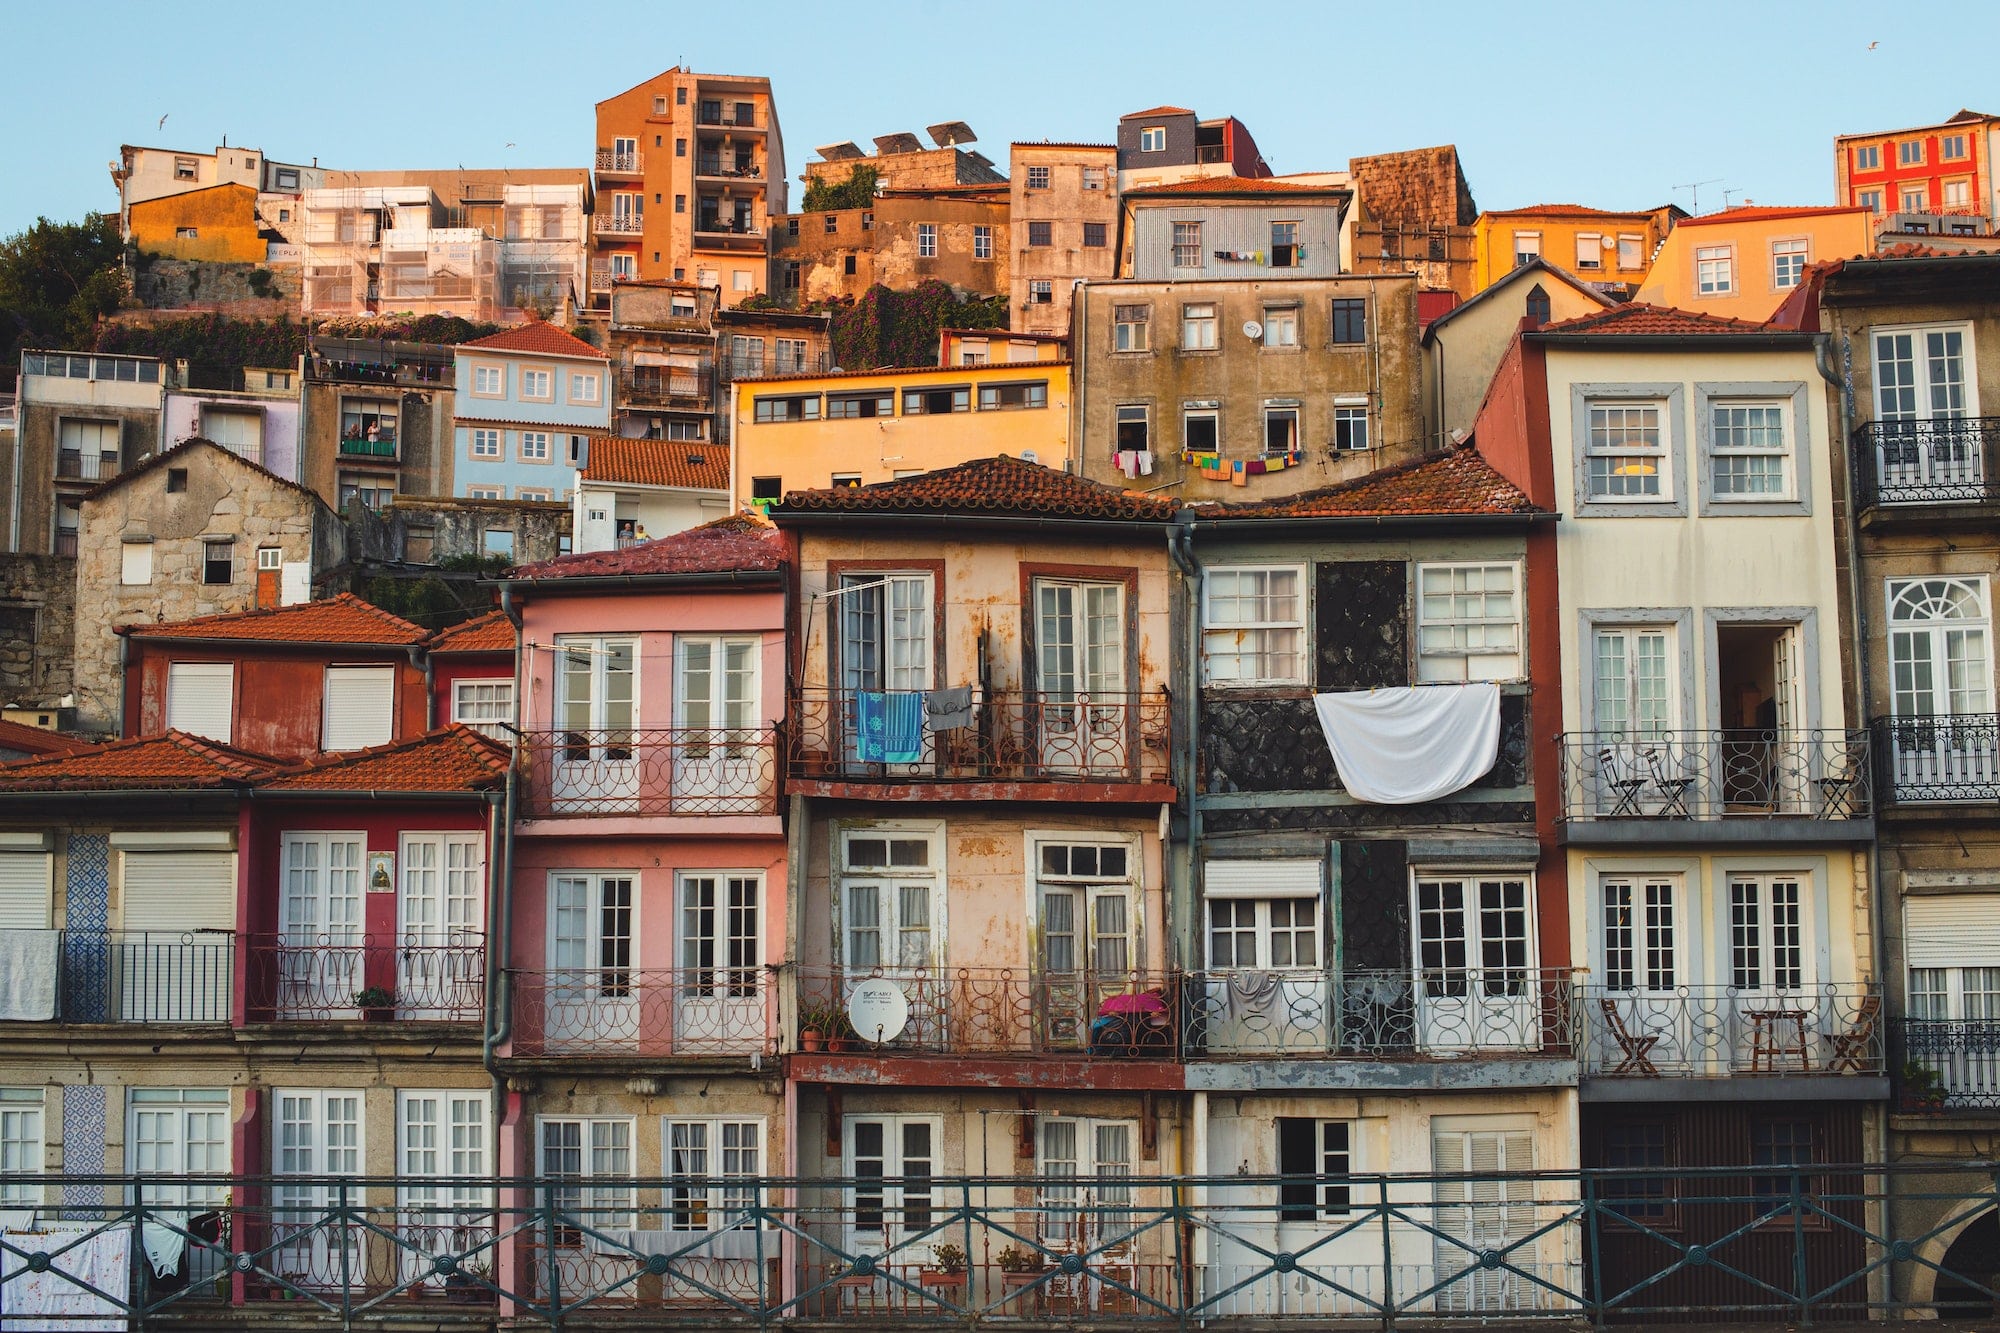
1599, 997, 1661, 1075
1827, 994, 1881, 1073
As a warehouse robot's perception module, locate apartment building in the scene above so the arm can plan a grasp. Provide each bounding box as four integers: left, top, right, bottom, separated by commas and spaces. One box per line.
1119, 178, 1351, 282
451, 322, 612, 502
10, 350, 169, 557
1634, 205, 1873, 322
1420, 259, 1613, 448
1010, 142, 1120, 335
1115, 105, 1271, 191
1835, 109, 2000, 224
1470, 204, 1684, 298
299, 336, 456, 508
570, 436, 731, 552
111, 141, 324, 245
771, 188, 1010, 306
162, 367, 304, 479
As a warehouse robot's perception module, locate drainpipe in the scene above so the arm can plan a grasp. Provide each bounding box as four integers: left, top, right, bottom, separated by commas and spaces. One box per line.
483, 585, 525, 1084
1070, 286, 1088, 475
1166, 521, 1202, 971
115, 631, 130, 740
409, 643, 433, 731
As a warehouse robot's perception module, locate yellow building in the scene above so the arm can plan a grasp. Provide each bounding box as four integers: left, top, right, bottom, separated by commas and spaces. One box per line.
730, 361, 1071, 508
1633, 204, 1873, 321
1471, 203, 1681, 295
127, 182, 267, 262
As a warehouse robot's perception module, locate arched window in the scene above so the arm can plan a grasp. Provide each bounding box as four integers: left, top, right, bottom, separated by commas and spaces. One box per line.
1524, 284, 1551, 328
1887, 577, 1991, 718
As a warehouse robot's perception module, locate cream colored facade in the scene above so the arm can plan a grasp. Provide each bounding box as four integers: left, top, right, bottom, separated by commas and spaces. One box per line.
1009, 143, 1122, 336
1421, 262, 1611, 448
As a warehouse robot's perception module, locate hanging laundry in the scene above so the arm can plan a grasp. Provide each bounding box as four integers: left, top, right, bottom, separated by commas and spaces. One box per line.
925, 686, 975, 731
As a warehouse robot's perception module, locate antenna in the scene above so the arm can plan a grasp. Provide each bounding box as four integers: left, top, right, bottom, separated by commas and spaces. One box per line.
1673, 178, 1723, 214
1721, 187, 1739, 209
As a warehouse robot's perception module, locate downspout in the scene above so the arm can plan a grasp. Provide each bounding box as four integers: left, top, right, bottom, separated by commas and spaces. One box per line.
116, 631, 130, 740
409, 643, 433, 731
1070, 286, 1088, 475
484, 584, 525, 1082
1166, 521, 1201, 972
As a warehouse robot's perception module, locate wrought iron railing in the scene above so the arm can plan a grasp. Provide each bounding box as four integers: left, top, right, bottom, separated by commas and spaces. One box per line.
241, 933, 485, 1024
55, 450, 124, 482
594, 148, 642, 173
1874, 713, 2000, 802
1901, 1018, 2000, 1108
9, 1163, 2000, 1325
509, 968, 776, 1057
619, 365, 712, 406
1556, 729, 1871, 822
42, 929, 237, 1024
594, 213, 645, 236
337, 435, 397, 457
1581, 982, 1883, 1077
1853, 418, 2000, 508
719, 350, 831, 381
1186, 967, 1577, 1058
791, 967, 1181, 1058
696, 159, 764, 180
788, 689, 1172, 787
519, 728, 778, 817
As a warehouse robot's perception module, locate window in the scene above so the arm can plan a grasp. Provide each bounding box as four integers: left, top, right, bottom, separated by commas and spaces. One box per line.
1618, 234, 1644, 270
1208, 890, 1319, 969
902, 385, 970, 415
846, 1117, 937, 1245
1183, 407, 1219, 454
1115, 404, 1149, 452
1269, 221, 1300, 268
1263, 405, 1299, 456
958, 339, 988, 365
1172, 221, 1202, 268
1575, 232, 1603, 270
1854, 144, 1881, 171
1585, 401, 1667, 499
465, 486, 503, 501
840, 828, 939, 969
1942, 133, 1969, 161
173, 156, 198, 181
1181, 302, 1217, 350
202, 540, 232, 586
1416, 875, 1533, 991
175, 226, 199, 240
830, 473, 862, 488
276, 168, 299, 190
520, 431, 551, 462
1599, 1123, 1674, 1224
1729, 875, 1806, 991
472, 364, 503, 395
826, 390, 895, 420
732, 269, 753, 292
1334, 404, 1370, 452
973, 225, 992, 259
1512, 231, 1541, 266
1945, 179, 1971, 208
273, 1088, 362, 1254
324, 665, 395, 751
540, 1118, 636, 1232
1902, 185, 1929, 213
1028, 278, 1052, 304
917, 223, 936, 258
342, 400, 397, 445
1027, 221, 1052, 247
1771, 238, 1809, 290
676, 138, 687, 157
487, 528, 516, 557
1026, 165, 1051, 190
752, 394, 820, 423
0, 1090, 43, 1204
1277, 1119, 1350, 1220
1139, 126, 1166, 152
1695, 245, 1734, 296
471, 429, 501, 459
750, 476, 783, 503
549, 869, 633, 1006
1416, 563, 1521, 682
861, 211, 873, 231
168, 662, 233, 742
1749, 1119, 1818, 1218
1331, 298, 1367, 344
843, 254, 857, 276
1899, 139, 1925, 166
1709, 400, 1791, 498
1858, 189, 1883, 214
519, 369, 553, 401
1262, 305, 1298, 348
1082, 221, 1107, 248
1602, 877, 1679, 993
453, 681, 514, 738
1114, 304, 1150, 352
1034, 840, 1135, 979
129, 1089, 229, 1209
165, 467, 187, 493
569, 371, 601, 404
1083, 166, 1105, 190
1592, 625, 1675, 739
978, 381, 1047, 411
258, 546, 282, 571
664, 1120, 763, 1231
122, 541, 153, 586
1203, 567, 1304, 683
1037, 1118, 1134, 1241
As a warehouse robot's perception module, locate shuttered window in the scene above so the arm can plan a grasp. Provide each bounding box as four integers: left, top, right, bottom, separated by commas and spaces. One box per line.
121, 851, 235, 932
121, 543, 153, 585
1907, 896, 2000, 968
1204, 859, 1321, 899
0, 853, 53, 929
323, 666, 394, 751
166, 663, 233, 742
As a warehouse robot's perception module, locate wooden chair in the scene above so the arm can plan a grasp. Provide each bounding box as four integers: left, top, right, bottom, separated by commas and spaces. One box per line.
1828, 994, 1881, 1072
1599, 997, 1661, 1075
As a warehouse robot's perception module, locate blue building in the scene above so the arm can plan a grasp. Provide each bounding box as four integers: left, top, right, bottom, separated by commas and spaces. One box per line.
451, 321, 612, 500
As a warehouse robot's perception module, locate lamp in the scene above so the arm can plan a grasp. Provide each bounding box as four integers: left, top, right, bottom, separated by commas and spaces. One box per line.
1612, 459, 1658, 477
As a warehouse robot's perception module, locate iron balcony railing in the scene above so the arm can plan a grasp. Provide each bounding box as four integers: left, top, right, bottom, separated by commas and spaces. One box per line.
789, 688, 1172, 787
509, 967, 776, 1058
1581, 982, 1883, 1078
55, 449, 124, 482
696, 108, 759, 128
1853, 417, 2000, 508
594, 213, 645, 237
1874, 713, 2000, 802
337, 434, 397, 457
10, 1162, 2000, 1325
1186, 967, 1576, 1059
1902, 1017, 2000, 1108
33, 929, 237, 1024
719, 349, 831, 381
619, 364, 713, 406
1556, 729, 1871, 823
241, 933, 485, 1024
519, 728, 779, 818
696, 159, 764, 180
594, 148, 642, 174
792, 967, 1182, 1058
693, 220, 765, 241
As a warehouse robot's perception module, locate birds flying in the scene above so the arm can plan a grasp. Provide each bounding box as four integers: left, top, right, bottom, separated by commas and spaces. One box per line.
157, 113, 169, 130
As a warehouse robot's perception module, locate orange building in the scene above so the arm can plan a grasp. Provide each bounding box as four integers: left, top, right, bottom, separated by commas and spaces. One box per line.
1835, 108, 2000, 223
588, 68, 787, 314
126, 182, 267, 263
1471, 203, 1682, 296
1634, 204, 1874, 321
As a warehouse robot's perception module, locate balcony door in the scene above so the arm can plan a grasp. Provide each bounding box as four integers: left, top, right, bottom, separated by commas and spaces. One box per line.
1907, 895, 2000, 1104
1717, 623, 1805, 812
1726, 874, 1812, 1069
1203, 859, 1327, 1053
279, 833, 365, 1018
674, 636, 763, 811
1874, 326, 1978, 493
839, 831, 942, 1044
1414, 875, 1536, 1051
1036, 841, 1137, 1053
545, 873, 635, 1050
842, 1116, 938, 1265
1033, 578, 1127, 775
838, 574, 933, 769
1888, 578, 1997, 794
1432, 1121, 1537, 1312
397, 833, 482, 1019
1591, 625, 1677, 813
273, 1088, 363, 1287
395, 1091, 490, 1288
677, 873, 763, 1053
1598, 876, 1689, 1071
554, 637, 638, 811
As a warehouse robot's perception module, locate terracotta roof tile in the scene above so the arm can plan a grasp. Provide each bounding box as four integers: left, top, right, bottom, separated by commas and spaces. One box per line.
1534, 302, 1776, 336
426, 611, 514, 655
1193, 445, 1542, 521
460, 319, 606, 361
581, 437, 731, 491
1483, 203, 1652, 219
255, 725, 509, 793
0, 731, 276, 792
1676, 204, 1870, 227
774, 454, 1178, 522
0, 719, 97, 757
121, 592, 429, 646
510, 513, 785, 580
1122, 105, 1194, 118
1124, 177, 1341, 197
736, 361, 1071, 386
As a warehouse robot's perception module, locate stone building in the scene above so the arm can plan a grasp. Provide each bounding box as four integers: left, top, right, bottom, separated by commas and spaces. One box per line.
1345, 146, 1480, 300
0, 554, 76, 710
1010, 142, 1120, 335
298, 336, 456, 509
771, 189, 1010, 305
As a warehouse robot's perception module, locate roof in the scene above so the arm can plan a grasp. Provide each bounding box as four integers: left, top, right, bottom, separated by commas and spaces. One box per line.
581, 436, 731, 491
79, 437, 334, 511
1675, 204, 1870, 227
773, 454, 1179, 522
0, 730, 275, 793
1122, 106, 1195, 119
459, 319, 606, 361
1191, 443, 1541, 521
1837, 109, 1999, 140
737, 360, 1070, 386
509, 513, 785, 581
120, 592, 428, 647
1423, 258, 1615, 342
255, 725, 509, 794
426, 610, 514, 656
0, 719, 97, 758
1482, 203, 1655, 220
1533, 302, 1776, 336
1124, 177, 1343, 197
1010, 141, 1117, 151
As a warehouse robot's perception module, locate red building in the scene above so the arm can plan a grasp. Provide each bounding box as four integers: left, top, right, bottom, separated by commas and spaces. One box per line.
425, 610, 517, 740
1835, 108, 2000, 224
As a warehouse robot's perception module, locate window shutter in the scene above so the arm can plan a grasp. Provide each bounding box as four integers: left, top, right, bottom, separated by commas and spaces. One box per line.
0, 853, 53, 928
1907, 896, 2000, 967
167, 663, 233, 742
1205, 859, 1321, 899
122, 851, 235, 932
323, 666, 395, 751
122, 544, 153, 585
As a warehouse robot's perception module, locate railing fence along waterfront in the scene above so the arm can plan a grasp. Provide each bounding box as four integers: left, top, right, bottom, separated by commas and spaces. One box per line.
7, 1164, 2000, 1327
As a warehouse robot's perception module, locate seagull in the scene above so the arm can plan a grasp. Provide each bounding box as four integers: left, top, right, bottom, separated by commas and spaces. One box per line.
1867, 40, 1878, 49
157, 113, 169, 130
505, 142, 517, 149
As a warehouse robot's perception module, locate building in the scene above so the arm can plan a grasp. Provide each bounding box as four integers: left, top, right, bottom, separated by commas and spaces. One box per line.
1115, 105, 1271, 190
163, 368, 304, 480
451, 322, 612, 502
729, 361, 1072, 508
803, 131, 1005, 193
1009, 142, 1120, 335
127, 183, 269, 263
1470, 204, 1683, 298
589, 68, 787, 308
605, 280, 721, 442
571, 436, 731, 552
11, 349, 170, 557
713, 306, 833, 440
1344, 146, 1480, 299
1420, 259, 1614, 448
299, 336, 456, 509
1835, 109, 2000, 225
1119, 178, 1351, 282
1071, 272, 1423, 499
771, 188, 1011, 306
424, 609, 516, 739
1633, 205, 1874, 322
111, 141, 323, 243
1474, 300, 1883, 1308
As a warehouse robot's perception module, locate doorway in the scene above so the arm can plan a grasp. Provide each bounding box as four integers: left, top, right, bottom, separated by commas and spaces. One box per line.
1717, 623, 1801, 811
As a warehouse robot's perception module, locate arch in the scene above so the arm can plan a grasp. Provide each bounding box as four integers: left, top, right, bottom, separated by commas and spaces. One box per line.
1936, 1210, 2000, 1316
1524, 285, 1551, 329
1904, 1202, 2000, 1311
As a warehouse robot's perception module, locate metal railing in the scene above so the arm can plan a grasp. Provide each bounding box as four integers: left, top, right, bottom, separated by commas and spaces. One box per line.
509, 968, 776, 1057
241, 934, 485, 1024
719, 350, 830, 381
44, 929, 237, 1024
697, 159, 764, 180
1581, 982, 1883, 1077
1187, 967, 1576, 1058
1556, 729, 1871, 822
337, 434, 397, 457
594, 148, 642, 173
619, 365, 712, 406
792, 967, 1182, 1057
789, 689, 1172, 787
11, 1162, 2000, 1325
55, 450, 123, 482
594, 213, 645, 237
694, 220, 765, 240
1902, 1017, 2000, 1108
519, 728, 779, 817
696, 109, 759, 128
1874, 713, 2000, 802
1854, 417, 2000, 508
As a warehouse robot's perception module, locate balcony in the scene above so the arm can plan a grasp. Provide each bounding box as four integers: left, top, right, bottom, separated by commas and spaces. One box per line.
695, 108, 761, 130
519, 728, 778, 818
308, 338, 454, 388
241, 934, 485, 1024
1556, 729, 1872, 839
509, 967, 775, 1058
55, 449, 124, 483
594, 213, 645, 237
1582, 983, 1883, 1079
39, 929, 236, 1024
1853, 418, 2000, 512
594, 147, 642, 175
719, 349, 830, 381
1185, 967, 1576, 1059
337, 432, 398, 459
787, 689, 1173, 800
692, 220, 766, 251
1902, 1018, 2000, 1109
620, 362, 713, 407
1875, 713, 2000, 804
696, 158, 764, 183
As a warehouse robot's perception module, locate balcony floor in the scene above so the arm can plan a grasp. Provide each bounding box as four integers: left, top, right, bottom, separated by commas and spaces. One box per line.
1188, 1054, 1576, 1092
786, 1051, 1183, 1090
1584, 1074, 1888, 1102
787, 778, 1176, 805
1560, 816, 1874, 846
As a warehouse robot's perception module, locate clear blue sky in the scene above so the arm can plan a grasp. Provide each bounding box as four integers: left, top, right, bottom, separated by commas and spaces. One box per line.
2, 0, 1995, 236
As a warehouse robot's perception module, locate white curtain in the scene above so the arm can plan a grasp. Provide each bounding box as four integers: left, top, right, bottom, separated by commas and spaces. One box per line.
1312, 684, 1500, 804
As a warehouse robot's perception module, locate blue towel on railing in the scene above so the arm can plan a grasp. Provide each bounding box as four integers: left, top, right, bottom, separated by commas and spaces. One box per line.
856, 691, 924, 763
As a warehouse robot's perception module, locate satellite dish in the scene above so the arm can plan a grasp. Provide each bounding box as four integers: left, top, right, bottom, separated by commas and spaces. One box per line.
1600, 234, 1616, 250
848, 978, 910, 1044
1242, 320, 1263, 339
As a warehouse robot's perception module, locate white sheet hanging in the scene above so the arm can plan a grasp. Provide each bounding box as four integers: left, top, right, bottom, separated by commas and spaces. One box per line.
0, 1223, 131, 1331
1312, 683, 1500, 804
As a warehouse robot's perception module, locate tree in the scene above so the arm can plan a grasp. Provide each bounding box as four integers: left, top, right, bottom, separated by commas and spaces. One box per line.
0, 213, 126, 389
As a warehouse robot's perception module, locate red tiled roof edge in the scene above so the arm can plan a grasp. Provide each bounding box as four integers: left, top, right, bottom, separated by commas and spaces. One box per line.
252, 724, 511, 793
120, 592, 429, 646
79, 437, 337, 510
773, 454, 1179, 522
425, 610, 515, 655
1190, 443, 1545, 521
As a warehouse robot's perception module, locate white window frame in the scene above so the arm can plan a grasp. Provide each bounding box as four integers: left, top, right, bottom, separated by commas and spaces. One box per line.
663, 1118, 765, 1232
1706, 396, 1796, 503
471, 364, 503, 396
1583, 398, 1671, 503
1412, 871, 1537, 984
917, 223, 937, 258
537, 1116, 636, 1231
1202, 565, 1306, 685
1207, 893, 1320, 971
1261, 305, 1299, 349
1575, 232, 1604, 271
1854, 144, 1881, 171
1871, 321, 1979, 422
129, 1088, 230, 1210
973, 225, 992, 260
0, 1089, 45, 1204
568, 371, 601, 405
1770, 238, 1809, 291
452, 680, 515, 738
519, 431, 552, 462
843, 1114, 940, 1249
167, 661, 234, 743
1035, 1117, 1136, 1241
1277, 1118, 1353, 1220
466, 486, 504, 501
1617, 233, 1644, 270
1028, 833, 1140, 979
1334, 404, 1370, 452
1695, 245, 1735, 297
1113, 304, 1151, 353
1172, 222, 1202, 269
1512, 231, 1541, 265
1901, 185, 1929, 213
519, 368, 554, 401
1181, 302, 1217, 351
1139, 127, 1166, 153
1599, 875, 1682, 993
1727, 873, 1809, 992
837, 823, 944, 972
1028, 279, 1052, 305
470, 429, 501, 459
1416, 561, 1523, 683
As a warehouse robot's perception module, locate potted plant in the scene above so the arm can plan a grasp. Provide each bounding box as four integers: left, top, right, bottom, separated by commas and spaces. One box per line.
353, 986, 394, 1021
920, 1242, 967, 1289
799, 1003, 841, 1052
825, 1011, 859, 1053
1901, 1059, 1949, 1113
997, 1244, 1044, 1305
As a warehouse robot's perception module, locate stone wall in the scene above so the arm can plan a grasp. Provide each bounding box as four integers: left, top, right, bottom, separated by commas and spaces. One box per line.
0, 554, 76, 708
130, 259, 301, 314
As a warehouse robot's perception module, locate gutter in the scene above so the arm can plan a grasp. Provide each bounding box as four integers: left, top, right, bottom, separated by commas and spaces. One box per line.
115, 634, 427, 653
485, 584, 525, 1084
1528, 332, 1817, 350
410, 644, 433, 731
1181, 511, 1557, 538
769, 512, 1174, 539
495, 568, 784, 597
1166, 522, 1202, 972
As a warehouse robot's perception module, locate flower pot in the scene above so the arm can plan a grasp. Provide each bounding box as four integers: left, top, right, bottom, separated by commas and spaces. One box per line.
919, 1269, 967, 1289
363, 1006, 393, 1023
800, 1028, 825, 1052
827, 1036, 852, 1053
